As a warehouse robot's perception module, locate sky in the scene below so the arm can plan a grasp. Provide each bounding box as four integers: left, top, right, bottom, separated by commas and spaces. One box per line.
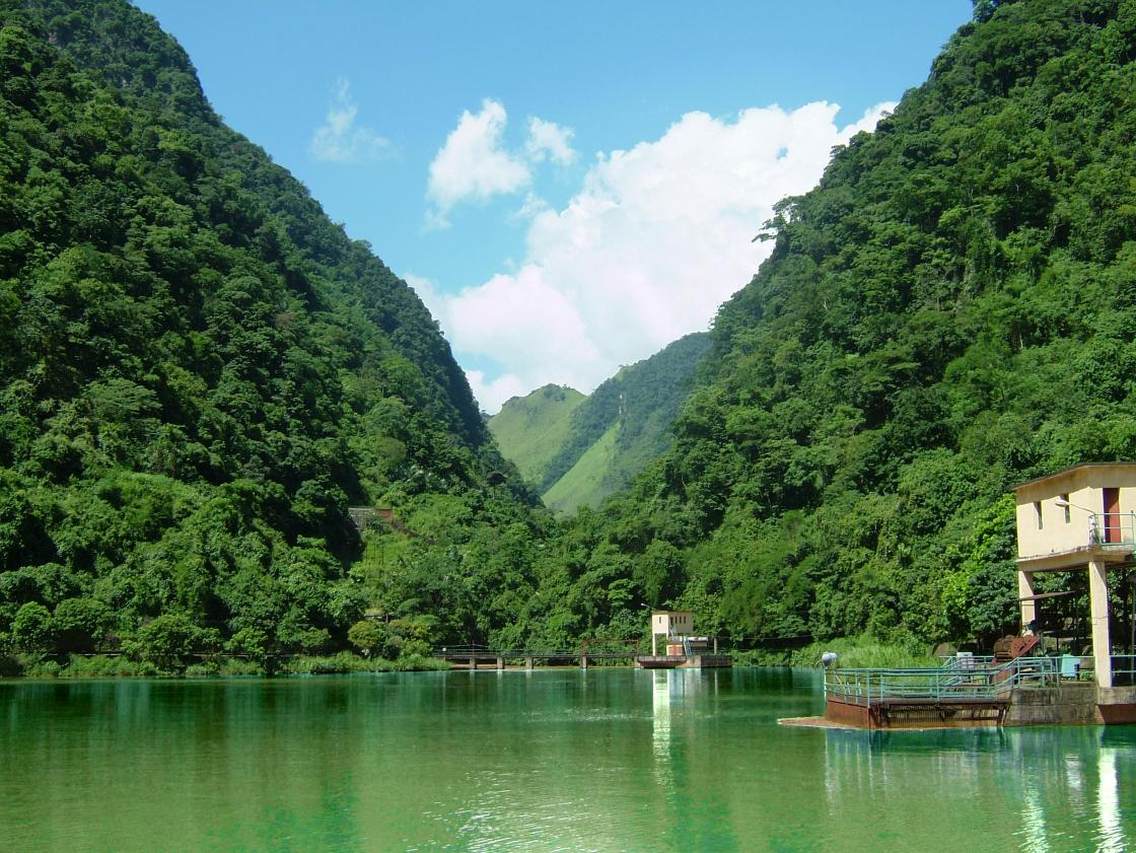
133, 0, 973, 413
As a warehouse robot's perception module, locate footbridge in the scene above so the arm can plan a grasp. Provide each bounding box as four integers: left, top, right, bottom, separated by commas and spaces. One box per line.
436, 642, 641, 670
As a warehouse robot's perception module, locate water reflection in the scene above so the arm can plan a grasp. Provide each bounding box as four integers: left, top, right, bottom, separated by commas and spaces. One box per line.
821, 725, 1133, 852
1098, 747, 1123, 852
2, 672, 1133, 851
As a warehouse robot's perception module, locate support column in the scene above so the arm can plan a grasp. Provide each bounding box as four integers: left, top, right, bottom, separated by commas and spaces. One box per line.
1089, 559, 1112, 688
525, 656, 534, 671
496, 657, 504, 670
652, 633, 657, 656
470, 656, 477, 671
580, 654, 588, 670
1018, 570, 1037, 631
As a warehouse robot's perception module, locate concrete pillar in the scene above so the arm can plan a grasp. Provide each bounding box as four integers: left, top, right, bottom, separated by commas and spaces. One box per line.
1018, 570, 1037, 630
470, 656, 477, 671
652, 634, 657, 656
496, 657, 504, 670
713, 636, 719, 654
1089, 560, 1112, 688
580, 654, 588, 670
525, 657, 534, 671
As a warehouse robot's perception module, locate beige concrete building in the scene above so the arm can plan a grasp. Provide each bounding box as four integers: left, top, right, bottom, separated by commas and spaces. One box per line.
1014, 463, 1136, 687
650, 610, 693, 656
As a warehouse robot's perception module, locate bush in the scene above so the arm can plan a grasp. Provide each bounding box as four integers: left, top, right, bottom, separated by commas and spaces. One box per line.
398, 638, 431, 659
219, 657, 264, 676
125, 613, 220, 673
23, 658, 61, 678
61, 655, 155, 677
53, 598, 114, 653
284, 651, 389, 674
392, 654, 449, 672
11, 602, 53, 654
347, 619, 386, 657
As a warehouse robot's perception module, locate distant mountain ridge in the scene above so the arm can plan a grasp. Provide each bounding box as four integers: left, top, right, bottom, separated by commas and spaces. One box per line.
490, 333, 712, 513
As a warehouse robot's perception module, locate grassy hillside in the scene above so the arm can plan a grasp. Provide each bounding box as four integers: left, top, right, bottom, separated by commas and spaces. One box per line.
489, 334, 711, 515
543, 422, 620, 515
488, 385, 585, 484
0, 0, 544, 670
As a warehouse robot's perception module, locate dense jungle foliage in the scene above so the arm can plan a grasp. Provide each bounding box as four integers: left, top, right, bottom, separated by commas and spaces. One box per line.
500, 0, 1136, 652
4, 0, 1136, 674
0, 0, 546, 672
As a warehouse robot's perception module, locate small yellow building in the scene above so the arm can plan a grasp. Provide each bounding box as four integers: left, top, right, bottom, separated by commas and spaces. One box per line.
650, 610, 694, 656
1013, 463, 1136, 687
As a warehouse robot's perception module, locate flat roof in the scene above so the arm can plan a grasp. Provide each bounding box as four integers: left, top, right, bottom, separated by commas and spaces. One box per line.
1012, 462, 1136, 492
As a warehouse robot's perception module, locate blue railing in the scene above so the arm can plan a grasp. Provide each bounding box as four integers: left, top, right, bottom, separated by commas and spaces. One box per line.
825, 657, 1061, 706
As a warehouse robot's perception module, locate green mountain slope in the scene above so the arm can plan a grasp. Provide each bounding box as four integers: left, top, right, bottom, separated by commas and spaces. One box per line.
0, 0, 543, 667
514, 0, 1136, 647
491, 332, 712, 515
488, 385, 585, 485
543, 422, 620, 515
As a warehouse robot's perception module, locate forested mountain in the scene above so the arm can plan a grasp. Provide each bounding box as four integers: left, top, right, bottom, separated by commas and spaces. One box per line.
500, 0, 1136, 651
490, 333, 712, 515
5, 0, 1134, 671
0, 0, 545, 669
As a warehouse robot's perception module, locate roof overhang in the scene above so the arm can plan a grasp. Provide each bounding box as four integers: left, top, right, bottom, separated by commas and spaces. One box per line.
1012, 462, 1136, 493
1016, 545, 1134, 572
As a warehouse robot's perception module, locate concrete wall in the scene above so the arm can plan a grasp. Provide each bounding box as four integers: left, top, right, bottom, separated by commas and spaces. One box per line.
1002, 684, 1102, 726
1098, 686, 1136, 724
1015, 464, 1136, 560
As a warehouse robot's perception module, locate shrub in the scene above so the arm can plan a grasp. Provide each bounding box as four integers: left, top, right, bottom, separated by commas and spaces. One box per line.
53, 598, 114, 653
125, 613, 220, 673
11, 602, 52, 654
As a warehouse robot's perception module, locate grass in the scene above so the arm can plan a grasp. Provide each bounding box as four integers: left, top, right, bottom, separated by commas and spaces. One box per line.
488, 385, 585, 484
732, 635, 940, 669
542, 421, 620, 514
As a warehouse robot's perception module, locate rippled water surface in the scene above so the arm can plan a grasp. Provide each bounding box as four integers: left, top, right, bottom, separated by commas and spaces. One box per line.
1, 668, 1134, 851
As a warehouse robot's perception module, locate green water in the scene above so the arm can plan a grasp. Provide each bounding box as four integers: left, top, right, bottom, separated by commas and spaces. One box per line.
1, 668, 1133, 851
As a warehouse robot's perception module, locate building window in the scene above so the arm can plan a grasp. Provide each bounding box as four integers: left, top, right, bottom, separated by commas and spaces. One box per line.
1035, 501, 1043, 530
1060, 494, 1070, 524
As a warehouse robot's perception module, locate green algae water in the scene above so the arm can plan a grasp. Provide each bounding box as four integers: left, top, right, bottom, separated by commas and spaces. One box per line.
1, 668, 1133, 851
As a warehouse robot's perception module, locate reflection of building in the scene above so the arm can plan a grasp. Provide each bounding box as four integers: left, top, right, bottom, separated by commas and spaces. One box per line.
1013, 464, 1136, 690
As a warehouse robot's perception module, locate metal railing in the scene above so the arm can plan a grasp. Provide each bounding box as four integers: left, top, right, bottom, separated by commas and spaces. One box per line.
825, 657, 1061, 706
1089, 512, 1136, 547
1108, 654, 1136, 687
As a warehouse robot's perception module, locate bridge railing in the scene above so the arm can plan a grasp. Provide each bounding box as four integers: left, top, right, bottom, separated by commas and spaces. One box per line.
826, 657, 1061, 706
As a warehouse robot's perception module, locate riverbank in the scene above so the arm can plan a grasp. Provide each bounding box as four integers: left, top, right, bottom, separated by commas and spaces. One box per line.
732, 634, 940, 669
2, 651, 450, 679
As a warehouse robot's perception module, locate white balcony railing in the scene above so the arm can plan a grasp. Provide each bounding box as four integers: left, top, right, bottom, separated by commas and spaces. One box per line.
1090, 512, 1136, 548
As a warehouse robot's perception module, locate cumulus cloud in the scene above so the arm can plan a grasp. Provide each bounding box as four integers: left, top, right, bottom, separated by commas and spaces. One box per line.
426, 99, 531, 226
425, 101, 896, 413
525, 117, 577, 165
310, 78, 390, 163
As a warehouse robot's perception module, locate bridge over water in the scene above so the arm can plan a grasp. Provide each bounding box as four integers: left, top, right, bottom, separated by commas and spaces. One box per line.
436, 643, 732, 670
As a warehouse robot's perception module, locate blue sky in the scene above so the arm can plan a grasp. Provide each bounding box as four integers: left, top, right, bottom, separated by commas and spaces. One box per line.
134, 0, 973, 411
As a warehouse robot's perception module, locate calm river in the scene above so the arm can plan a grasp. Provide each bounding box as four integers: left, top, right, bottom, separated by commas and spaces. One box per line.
1, 668, 1133, 851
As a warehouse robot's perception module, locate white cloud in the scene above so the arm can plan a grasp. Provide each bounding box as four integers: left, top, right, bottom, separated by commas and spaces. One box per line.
465, 371, 529, 413
525, 117, 577, 166
424, 101, 896, 413
426, 99, 531, 226
310, 78, 390, 163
